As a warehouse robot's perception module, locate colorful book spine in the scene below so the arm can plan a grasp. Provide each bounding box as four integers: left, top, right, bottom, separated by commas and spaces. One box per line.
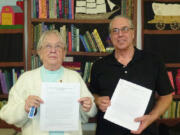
68, 31, 72, 52
59, 0, 63, 18
92, 29, 106, 52
79, 34, 88, 52
71, 0, 74, 19
167, 71, 175, 95
83, 34, 92, 52
39, 0, 47, 18
75, 28, 80, 52
35, 0, 39, 18
56, 0, 60, 18
85, 31, 98, 52
0, 71, 8, 94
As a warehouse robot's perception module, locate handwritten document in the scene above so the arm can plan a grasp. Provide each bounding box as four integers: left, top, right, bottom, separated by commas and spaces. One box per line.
104, 79, 152, 131
40, 82, 80, 131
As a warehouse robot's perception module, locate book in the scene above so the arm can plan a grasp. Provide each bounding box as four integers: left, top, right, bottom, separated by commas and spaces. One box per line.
59, 0, 63, 18
56, 0, 60, 18
75, 27, 80, 52
85, 31, 98, 52
83, 34, 93, 52
79, 34, 89, 52
60, 25, 67, 45
83, 62, 91, 83
167, 71, 175, 94
92, 29, 106, 52
39, 0, 47, 18
63, 62, 81, 73
68, 31, 72, 52
0, 70, 8, 94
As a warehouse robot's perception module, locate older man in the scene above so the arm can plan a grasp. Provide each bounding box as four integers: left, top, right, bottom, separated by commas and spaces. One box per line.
89, 15, 173, 135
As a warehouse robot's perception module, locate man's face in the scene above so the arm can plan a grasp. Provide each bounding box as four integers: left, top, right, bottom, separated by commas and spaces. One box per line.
110, 17, 134, 50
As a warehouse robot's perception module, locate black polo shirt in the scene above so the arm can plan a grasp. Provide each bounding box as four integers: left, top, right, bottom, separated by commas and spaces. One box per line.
89, 48, 173, 135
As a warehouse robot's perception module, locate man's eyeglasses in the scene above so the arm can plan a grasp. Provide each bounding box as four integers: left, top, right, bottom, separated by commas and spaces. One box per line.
111, 27, 133, 34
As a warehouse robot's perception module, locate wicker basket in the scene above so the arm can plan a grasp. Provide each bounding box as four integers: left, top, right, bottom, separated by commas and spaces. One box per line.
75, 8, 120, 20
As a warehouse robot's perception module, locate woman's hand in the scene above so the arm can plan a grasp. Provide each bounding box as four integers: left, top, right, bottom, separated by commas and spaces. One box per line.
25, 95, 44, 113
79, 97, 92, 112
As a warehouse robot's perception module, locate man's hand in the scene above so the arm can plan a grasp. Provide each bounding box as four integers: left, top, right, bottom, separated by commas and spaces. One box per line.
95, 96, 110, 112
79, 97, 92, 112
131, 114, 154, 134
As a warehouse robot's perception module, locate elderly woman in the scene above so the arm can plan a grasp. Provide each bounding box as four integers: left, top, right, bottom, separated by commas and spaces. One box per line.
0, 30, 97, 135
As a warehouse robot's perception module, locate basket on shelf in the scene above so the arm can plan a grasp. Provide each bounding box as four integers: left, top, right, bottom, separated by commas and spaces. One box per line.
75, 8, 120, 20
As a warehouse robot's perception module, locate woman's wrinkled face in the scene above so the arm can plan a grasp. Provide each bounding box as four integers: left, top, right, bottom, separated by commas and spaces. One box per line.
39, 33, 66, 70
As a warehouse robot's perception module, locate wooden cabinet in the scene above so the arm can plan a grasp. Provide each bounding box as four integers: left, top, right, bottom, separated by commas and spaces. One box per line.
0, 27, 25, 132
141, 0, 180, 126
141, 0, 180, 65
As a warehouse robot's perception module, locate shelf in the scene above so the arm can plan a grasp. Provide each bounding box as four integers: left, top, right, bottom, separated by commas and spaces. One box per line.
143, 30, 180, 35
0, 94, 8, 99
165, 63, 180, 68
31, 18, 110, 24
0, 29, 24, 34
144, 0, 180, 2
0, 62, 25, 67
157, 118, 180, 127
31, 50, 111, 57
67, 52, 111, 56
0, 120, 20, 131
173, 95, 180, 100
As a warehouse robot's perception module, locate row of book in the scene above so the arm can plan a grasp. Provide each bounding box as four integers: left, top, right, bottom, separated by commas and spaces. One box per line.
32, 0, 74, 19
121, 0, 134, 19
31, 0, 134, 19
161, 100, 180, 119
0, 69, 24, 94
31, 55, 93, 83
33, 23, 114, 52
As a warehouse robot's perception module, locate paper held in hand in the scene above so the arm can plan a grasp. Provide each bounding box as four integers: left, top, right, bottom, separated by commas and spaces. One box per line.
104, 79, 152, 131
40, 82, 80, 131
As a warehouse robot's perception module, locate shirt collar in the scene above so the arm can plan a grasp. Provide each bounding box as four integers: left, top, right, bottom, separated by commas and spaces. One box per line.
108, 47, 142, 66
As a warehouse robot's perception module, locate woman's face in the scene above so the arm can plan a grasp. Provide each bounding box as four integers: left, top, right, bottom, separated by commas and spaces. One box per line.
38, 33, 66, 70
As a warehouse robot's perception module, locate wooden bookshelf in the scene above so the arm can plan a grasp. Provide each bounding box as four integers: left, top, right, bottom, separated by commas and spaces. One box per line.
166, 63, 180, 68
31, 18, 110, 24
0, 120, 20, 132
157, 118, 180, 127
142, 0, 180, 128
0, 94, 8, 99
0, 29, 24, 34
27, 0, 137, 70
0, 62, 25, 67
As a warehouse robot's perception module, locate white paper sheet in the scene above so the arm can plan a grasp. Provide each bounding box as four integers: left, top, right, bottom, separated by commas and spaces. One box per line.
104, 79, 152, 131
40, 82, 80, 131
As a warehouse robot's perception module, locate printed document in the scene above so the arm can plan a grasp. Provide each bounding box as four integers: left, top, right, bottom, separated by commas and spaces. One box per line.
104, 79, 152, 131
40, 82, 80, 131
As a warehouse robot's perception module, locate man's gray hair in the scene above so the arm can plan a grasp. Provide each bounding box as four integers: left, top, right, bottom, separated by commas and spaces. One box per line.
109, 15, 134, 33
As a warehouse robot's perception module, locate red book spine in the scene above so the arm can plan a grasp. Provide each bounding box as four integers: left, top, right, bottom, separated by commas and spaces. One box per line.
176, 69, 180, 95
68, 31, 72, 52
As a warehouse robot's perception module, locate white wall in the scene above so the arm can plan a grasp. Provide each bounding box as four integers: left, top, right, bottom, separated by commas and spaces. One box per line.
136, 0, 142, 49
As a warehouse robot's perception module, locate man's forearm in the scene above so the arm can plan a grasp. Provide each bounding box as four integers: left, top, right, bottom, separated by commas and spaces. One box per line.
149, 93, 173, 121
